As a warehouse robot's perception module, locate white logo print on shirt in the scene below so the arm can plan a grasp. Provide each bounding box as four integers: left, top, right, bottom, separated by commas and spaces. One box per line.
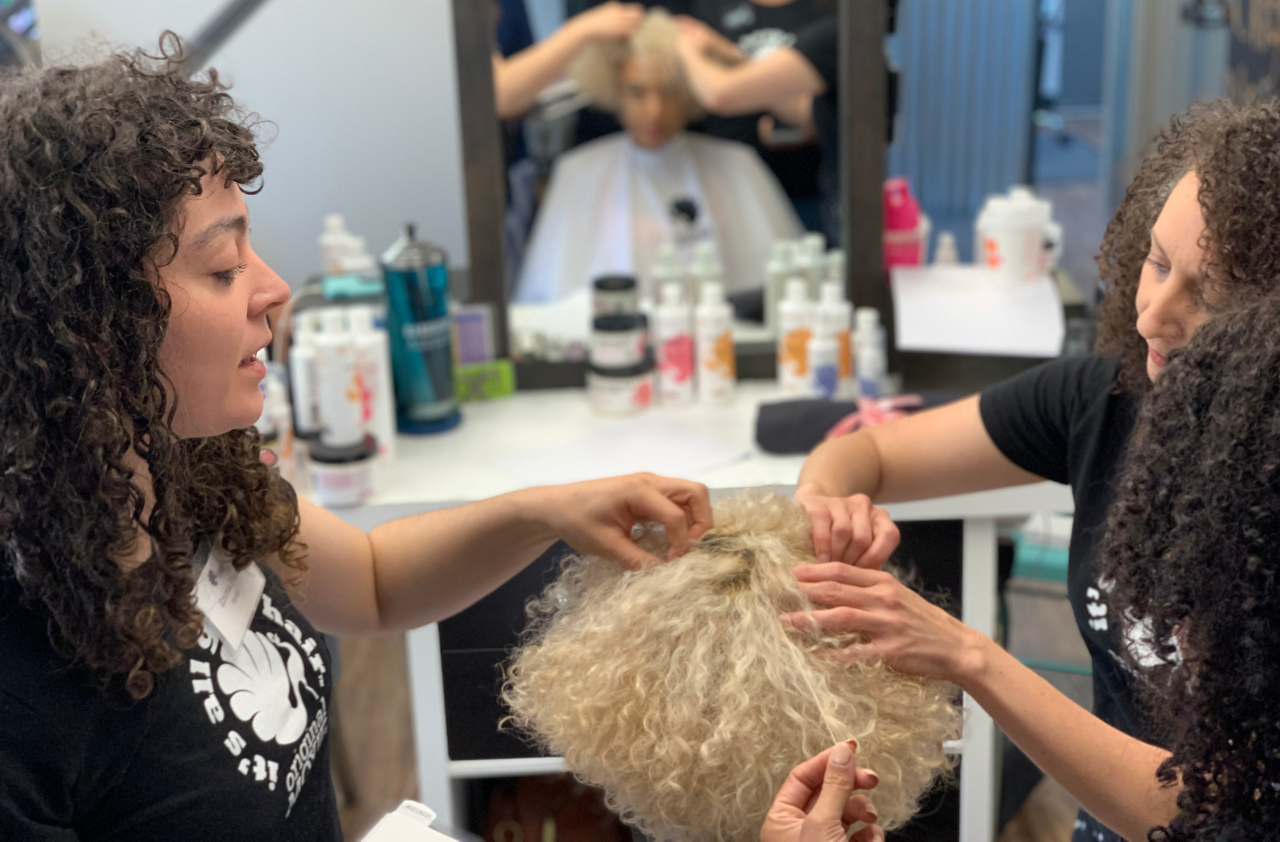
188, 590, 329, 816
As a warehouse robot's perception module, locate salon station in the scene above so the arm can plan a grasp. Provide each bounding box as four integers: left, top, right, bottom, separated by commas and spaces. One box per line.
12, 2, 1268, 842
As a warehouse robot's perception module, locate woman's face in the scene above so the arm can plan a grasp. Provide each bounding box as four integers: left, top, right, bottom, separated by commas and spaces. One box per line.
156, 171, 290, 438
1135, 171, 1214, 381
618, 56, 688, 150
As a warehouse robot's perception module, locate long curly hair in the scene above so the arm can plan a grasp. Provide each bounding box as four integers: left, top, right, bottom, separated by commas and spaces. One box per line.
0, 37, 302, 700
1095, 99, 1280, 392
502, 493, 961, 841
1098, 294, 1280, 840
570, 8, 703, 120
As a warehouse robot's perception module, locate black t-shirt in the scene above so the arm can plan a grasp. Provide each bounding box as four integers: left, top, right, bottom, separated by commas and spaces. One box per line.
979, 354, 1163, 744
0, 561, 340, 840
791, 16, 839, 241
686, 0, 831, 199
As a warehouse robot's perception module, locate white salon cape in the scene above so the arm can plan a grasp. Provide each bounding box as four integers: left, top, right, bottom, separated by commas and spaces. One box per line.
514, 132, 803, 303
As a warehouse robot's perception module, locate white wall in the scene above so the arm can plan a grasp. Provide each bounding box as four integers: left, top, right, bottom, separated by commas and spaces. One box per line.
37, 0, 471, 288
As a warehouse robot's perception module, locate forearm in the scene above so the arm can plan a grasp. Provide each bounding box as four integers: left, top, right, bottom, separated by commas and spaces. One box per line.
959, 637, 1178, 840
367, 488, 557, 630
493, 23, 588, 119
797, 431, 885, 500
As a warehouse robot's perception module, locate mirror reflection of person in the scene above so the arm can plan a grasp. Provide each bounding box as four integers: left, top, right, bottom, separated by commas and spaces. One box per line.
492, 1, 644, 120
514, 9, 803, 304
675, 7, 839, 242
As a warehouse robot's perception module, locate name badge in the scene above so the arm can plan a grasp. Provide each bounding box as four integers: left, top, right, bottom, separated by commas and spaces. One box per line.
194, 547, 266, 653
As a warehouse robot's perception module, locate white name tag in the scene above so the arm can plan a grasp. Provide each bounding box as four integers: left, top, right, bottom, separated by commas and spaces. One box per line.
193, 547, 266, 653
361, 801, 459, 842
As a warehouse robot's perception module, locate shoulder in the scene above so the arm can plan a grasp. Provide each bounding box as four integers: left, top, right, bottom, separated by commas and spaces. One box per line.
558, 134, 626, 168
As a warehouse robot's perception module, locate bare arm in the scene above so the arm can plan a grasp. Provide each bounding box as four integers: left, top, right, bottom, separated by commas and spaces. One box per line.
493, 2, 643, 119
794, 396, 1043, 566
785, 566, 1178, 841
676, 25, 825, 117
273, 474, 712, 635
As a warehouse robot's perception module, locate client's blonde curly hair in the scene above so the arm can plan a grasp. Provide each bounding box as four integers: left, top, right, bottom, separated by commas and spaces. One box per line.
570, 8, 703, 119
502, 493, 962, 841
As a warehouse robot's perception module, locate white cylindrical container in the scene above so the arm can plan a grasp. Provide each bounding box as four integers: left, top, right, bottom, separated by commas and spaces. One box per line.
807, 331, 839, 400
695, 281, 735, 404
308, 444, 377, 508
319, 213, 354, 275
590, 314, 649, 368
764, 240, 797, 334
777, 278, 814, 396
975, 186, 1054, 283
314, 308, 365, 449
854, 307, 885, 399
592, 275, 639, 315
349, 304, 397, 460
817, 280, 854, 398
647, 244, 680, 306
289, 312, 321, 438
653, 282, 695, 407
824, 248, 846, 285
688, 241, 723, 305
587, 358, 654, 415
933, 230, 960, 265
801, 233, 826, 296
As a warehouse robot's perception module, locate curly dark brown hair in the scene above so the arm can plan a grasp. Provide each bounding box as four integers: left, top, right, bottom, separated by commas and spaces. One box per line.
1095, 99, 1280, 392
0, 37, 302, 699
1098, 293, 1280, 840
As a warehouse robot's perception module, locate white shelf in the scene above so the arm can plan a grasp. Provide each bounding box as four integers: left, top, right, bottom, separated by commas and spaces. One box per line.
448, 756, 566, 778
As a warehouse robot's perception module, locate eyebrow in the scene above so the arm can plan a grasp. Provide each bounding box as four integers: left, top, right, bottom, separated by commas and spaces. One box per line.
188, 214, 248, 254
1149, 231, 1166, 254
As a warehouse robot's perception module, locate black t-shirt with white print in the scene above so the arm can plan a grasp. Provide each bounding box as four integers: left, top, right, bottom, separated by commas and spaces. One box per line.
980, 354, 1161, 742
686, 0, 831, 200
0, 558, 340, 841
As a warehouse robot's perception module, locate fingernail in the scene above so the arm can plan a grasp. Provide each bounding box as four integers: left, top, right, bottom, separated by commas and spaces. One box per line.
817, 554, 828, 564
844, 739, 858, 752
866, 771, 880, 787
831, 743, 852, 766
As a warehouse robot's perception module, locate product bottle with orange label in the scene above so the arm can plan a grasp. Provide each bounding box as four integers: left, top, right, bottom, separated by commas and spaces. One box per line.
695, 281, 735, 404
777, 278, 814, 395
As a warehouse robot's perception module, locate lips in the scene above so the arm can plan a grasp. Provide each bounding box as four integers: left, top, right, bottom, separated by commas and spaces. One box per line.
1148, 346, 1167, 368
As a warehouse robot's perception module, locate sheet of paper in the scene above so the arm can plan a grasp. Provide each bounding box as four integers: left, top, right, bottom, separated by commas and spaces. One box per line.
890, 265, 1065, 358
497, 414, 749, 487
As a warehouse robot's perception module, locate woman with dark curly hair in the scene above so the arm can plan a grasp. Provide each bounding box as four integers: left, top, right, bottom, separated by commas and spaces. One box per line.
784, 98, 1280, 841
0, 40, 714, 840
1094, 292, 1280, 840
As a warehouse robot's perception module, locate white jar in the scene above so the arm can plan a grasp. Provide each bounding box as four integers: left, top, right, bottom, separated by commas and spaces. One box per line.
975, 186, 1056, 284
590, 313, 649, 368
587, 359, 655, 416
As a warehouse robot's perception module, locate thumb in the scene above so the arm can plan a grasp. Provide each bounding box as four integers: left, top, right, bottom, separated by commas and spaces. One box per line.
811, 741, 858, 823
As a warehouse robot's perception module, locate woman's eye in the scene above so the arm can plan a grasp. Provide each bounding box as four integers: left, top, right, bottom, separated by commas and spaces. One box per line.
1144, 257, 1169, 276
214, 263, 248, 285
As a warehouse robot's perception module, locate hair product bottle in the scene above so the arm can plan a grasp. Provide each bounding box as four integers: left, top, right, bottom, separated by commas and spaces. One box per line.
289, 311, 321, 438
777, 279, 814, 396
381, 224, 461, 434
855, 307, 886, 398
349, 304, 397, 460
310, 308, 377, 507
654, 282, 695, 406
764, 240, 796, 334
813, 281, 853, 399
695, 281, 735, 404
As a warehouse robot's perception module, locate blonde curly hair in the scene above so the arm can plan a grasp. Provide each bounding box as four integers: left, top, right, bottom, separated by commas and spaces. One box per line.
502, 493, 962, 841
569, 8, 703, 119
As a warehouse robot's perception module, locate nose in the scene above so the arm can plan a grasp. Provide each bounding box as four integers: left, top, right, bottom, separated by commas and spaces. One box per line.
247, 250, 291, 319
1136, 275, 1192, 345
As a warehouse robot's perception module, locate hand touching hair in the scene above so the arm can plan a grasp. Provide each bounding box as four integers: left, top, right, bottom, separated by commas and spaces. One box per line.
503, 493, 960, 841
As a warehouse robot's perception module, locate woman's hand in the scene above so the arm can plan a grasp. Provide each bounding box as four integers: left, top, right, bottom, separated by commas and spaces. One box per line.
675, 15, 747, 65
781, 563, 987, 682
568, 1, 645, 43
531, 473, 713, 569
793, 484, 900, 568
760, 741, 884, 842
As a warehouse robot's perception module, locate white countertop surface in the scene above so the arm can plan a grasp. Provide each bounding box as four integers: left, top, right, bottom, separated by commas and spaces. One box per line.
309, 381, 1073, 520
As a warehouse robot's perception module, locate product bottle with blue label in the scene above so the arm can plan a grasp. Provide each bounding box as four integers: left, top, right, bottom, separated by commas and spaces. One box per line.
380, 224, 461, 433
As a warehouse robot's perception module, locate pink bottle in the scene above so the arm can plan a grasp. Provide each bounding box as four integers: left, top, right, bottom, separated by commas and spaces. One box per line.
883, 178, 929, 269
